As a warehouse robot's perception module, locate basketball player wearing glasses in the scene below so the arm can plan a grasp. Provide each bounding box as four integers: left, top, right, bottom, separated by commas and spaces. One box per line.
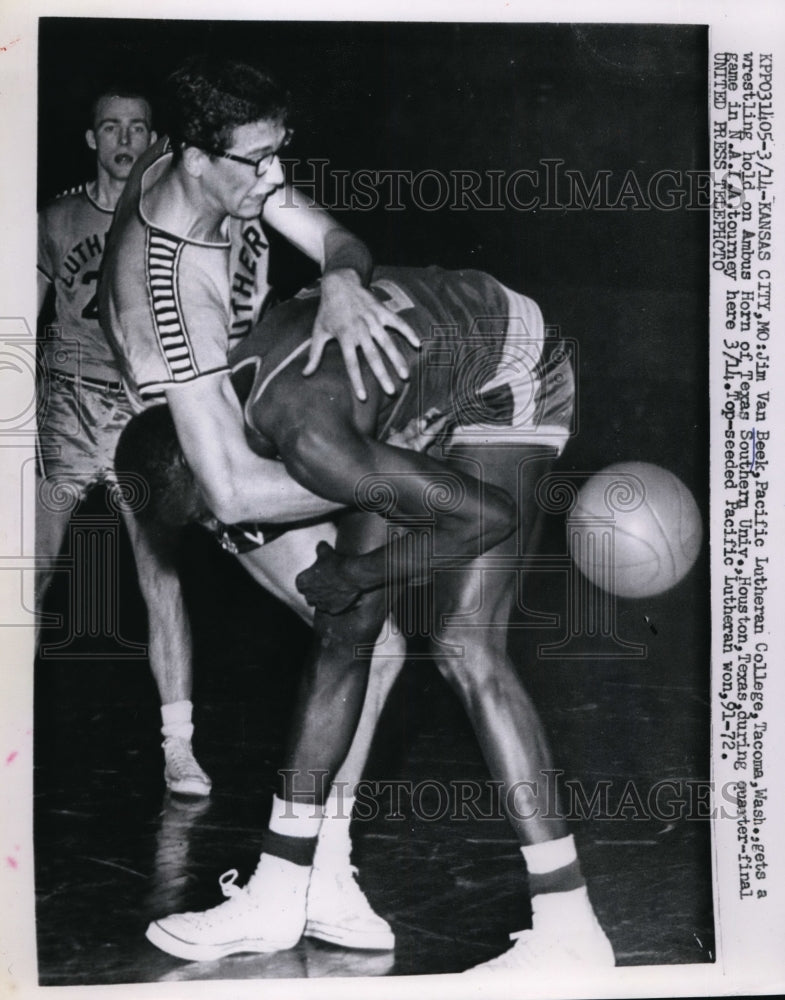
99, 55, 425, 953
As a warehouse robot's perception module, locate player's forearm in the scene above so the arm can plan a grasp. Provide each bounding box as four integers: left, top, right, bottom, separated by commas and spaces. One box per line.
264, 187, 373, 285
210, 452, 344, 524
287, 422, 515, 609
347, 485, 516, 591
166, 376, 343, 525
296, 484, 516, 613
322, 228, 373, 285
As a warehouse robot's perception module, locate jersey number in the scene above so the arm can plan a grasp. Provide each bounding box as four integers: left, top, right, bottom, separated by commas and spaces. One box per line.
81, 270, 99, 320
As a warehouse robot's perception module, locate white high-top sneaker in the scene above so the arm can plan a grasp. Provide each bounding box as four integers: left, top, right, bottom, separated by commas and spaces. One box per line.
146, 854, 310, 961
464, 888, 615, 973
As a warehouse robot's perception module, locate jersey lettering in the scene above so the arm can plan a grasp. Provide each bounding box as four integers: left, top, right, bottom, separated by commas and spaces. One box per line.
80, 270, 99, 320
38, 187, 119, 379
61, 232, 106, 288
229, 220, 271, 341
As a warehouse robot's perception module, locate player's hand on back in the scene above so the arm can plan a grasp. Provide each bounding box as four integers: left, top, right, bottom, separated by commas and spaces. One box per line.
295, 540, 362, 615
304, 269, 420, 401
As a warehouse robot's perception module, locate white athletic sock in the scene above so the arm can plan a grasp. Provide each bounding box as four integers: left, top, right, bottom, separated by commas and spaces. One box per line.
161, 699, 194, 741
313, 787, 354, 869
531, 885, 595, 928
268, 793, 324, 840
520, 834, 578, 874
521, 834, 588, 918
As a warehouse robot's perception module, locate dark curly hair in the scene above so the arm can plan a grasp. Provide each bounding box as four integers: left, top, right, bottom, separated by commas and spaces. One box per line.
164, 56, 290, 163
114, 405, 205, 527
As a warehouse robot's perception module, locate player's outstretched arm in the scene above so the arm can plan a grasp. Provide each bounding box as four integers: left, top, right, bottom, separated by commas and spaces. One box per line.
165, 373, 344, 525
274, 395, 516, 614
262, 186, 419, 400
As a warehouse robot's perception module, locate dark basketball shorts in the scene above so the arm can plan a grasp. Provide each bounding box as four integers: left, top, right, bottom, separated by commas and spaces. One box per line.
380, 285, 575, 457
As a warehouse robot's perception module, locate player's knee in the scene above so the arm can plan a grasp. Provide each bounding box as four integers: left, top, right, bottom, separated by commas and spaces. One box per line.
433, 648, 514, 712
429, 626, 504, 690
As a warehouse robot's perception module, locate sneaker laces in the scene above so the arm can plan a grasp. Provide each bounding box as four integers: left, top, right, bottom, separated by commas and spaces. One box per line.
163, 737, 208, 779
204, 869, 265, 923
219, 868, 245, 900
172, 869, 256, 926
226, 851, 283, 900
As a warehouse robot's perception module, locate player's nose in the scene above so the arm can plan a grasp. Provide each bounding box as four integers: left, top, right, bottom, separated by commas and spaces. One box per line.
262, 155, 285, 188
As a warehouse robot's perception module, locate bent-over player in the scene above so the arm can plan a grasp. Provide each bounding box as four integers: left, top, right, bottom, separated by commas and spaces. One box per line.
117, 265, 615, 972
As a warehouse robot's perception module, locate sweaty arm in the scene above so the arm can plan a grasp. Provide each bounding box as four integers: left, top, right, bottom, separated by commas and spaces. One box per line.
264, 382, 516, 614
165, 373, 343, 525
262, 186, 419, 400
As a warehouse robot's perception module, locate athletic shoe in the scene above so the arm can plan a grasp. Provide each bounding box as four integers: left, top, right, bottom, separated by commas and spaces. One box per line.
464, 915, 615, 973
146, 857, 309, 961
162, 737, 212, 797
305, 863, 395, 950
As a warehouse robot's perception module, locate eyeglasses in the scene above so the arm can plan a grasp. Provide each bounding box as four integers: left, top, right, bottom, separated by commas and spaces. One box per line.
210, 128, 294, 175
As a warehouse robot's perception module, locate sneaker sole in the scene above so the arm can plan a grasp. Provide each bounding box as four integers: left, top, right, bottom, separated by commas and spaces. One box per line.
146, 920, 298, 961
462, 935, 616, 973
304, 918, 395, 951
165, 777, 212, 797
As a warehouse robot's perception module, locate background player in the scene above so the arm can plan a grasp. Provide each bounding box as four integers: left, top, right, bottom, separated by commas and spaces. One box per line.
117, 265, 615, 972
36, 87, 211, 796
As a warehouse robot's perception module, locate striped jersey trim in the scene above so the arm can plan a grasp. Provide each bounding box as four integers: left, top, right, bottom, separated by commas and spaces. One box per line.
53, 182, 113, 215
145, 228, 200, 382
138, 366, 230, 402
54, 183, 87, 199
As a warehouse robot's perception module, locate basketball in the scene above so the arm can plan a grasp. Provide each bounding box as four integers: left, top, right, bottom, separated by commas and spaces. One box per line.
567, 462, 702, 598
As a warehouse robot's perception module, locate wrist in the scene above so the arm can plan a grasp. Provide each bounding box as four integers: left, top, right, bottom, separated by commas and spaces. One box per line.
345, 551, 386, 593
322, 231, 373, 286
322, 266, 363, 286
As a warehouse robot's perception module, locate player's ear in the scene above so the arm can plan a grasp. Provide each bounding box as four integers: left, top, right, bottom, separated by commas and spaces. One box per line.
85, 129, 97, 151
182, 145, 206, 178
149, 130, 158, 146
